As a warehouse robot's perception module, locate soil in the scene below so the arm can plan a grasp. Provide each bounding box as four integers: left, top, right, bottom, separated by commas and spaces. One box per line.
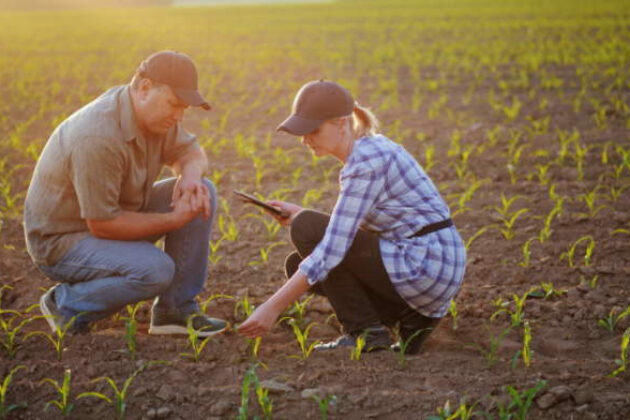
2, 6, 630, 420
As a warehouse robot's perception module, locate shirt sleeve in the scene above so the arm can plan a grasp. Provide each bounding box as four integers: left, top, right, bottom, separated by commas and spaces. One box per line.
161, 123, 201, 165
69, 136, 124, 220
298, 165, 386, 285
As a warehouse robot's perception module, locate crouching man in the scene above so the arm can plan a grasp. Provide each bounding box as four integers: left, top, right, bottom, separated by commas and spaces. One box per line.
24, 50, 227, 336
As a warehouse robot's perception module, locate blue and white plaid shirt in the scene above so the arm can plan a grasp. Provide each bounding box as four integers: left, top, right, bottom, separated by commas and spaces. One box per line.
299, 135, 466, 318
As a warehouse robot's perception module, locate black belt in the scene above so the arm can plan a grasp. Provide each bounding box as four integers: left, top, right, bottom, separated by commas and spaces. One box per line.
409, 219, 453, 238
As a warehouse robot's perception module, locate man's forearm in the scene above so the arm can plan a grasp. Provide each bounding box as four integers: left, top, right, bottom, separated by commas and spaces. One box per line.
87, 210, 181, 241
173, 147, 208, 179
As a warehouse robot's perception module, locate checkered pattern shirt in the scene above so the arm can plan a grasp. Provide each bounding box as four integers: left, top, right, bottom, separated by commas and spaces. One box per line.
299, 135, 466, 318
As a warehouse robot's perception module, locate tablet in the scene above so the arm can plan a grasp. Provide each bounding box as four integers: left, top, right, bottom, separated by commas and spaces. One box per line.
233, 190, 289, 218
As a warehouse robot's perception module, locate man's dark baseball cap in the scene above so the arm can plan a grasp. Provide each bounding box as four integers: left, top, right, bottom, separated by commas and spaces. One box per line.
137, 50, 211, 110
277, 80, 354, 136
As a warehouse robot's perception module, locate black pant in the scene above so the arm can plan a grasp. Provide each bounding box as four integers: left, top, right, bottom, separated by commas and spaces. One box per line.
285, 209, 438, 335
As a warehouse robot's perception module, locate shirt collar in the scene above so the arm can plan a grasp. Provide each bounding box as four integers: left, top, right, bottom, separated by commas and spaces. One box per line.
119, 85, 146, 144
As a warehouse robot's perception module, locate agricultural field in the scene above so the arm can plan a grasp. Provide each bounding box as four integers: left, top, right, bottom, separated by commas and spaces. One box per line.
1, 0, 630, 418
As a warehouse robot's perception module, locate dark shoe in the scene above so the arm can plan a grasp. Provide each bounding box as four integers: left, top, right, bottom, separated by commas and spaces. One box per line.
314, 326, 392, 352
149, 310, 228, 337
39, 285, 64, 332
391, 316, 441, 355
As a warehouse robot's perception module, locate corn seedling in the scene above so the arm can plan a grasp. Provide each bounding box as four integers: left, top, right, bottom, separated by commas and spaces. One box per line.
491, 288, 533, 327
244, 212, 282, 241
199, 293, 234, 315
313, 394, 337, 420
302, 188, 324, 208
518, 238, 537, 268
427, 399, 478, 420
499, 208, 528, 240
559, 235, 595, 267
350, 332, 366, 361
466, 326, 511, 367
287, 319, 320, 360
285, 294, 313, 328
448, 299, 458, 330
77, 361, 162, 420
41, 369, 75, 416
0, 305, 38, 359
577, 187, 608, 218
0, 365, 26, 419
120, 301, 144, 360
598, 305, 630, 334
496, 380, 547, 420
538, 208, 559, 243
218, 214, 239, 242
234, 295, 255, 321
465, 225, 494, 250
208, 238, 223, 264
536, 282, 567, 300
237, 364, 272, 420
180, 315, 215, 362
608, 328, 630, 378
249, 241, 286, 266
26, 314, 80, 361
392, 326, 428, 367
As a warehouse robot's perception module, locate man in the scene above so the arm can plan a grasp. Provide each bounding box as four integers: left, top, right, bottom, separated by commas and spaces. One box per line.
24, 50, 227, 336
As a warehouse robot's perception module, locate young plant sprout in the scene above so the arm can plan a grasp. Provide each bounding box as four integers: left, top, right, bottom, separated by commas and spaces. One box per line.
559, 235, 595, 268
120, 302, 145, 360
287, 319, 320, 361
0, 365, 26, 419
349, 332, 366, 361
609, 328, 630, 378
41, 369, 75, 416
466, 325, 512, 367
26, 314, 81, 361
77, 362, 163, 420
180, 314, 215, 363
448, 299, 458, 330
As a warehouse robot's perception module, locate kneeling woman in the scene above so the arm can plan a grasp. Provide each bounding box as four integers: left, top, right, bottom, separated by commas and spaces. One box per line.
238, 80, 466, 353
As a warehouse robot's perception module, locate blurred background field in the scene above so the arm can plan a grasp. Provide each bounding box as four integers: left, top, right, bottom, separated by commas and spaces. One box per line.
1, 0, 630, 419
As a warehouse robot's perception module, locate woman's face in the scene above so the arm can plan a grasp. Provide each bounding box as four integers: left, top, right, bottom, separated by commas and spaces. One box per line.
301, 118, 345, 158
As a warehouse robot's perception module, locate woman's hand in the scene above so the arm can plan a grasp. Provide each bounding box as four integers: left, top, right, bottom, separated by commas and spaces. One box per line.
238, 271, 311, 338
238, 301, 282, 338
267, 200, 303, 226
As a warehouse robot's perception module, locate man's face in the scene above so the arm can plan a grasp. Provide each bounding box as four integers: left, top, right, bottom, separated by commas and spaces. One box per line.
135, 80, 189, 135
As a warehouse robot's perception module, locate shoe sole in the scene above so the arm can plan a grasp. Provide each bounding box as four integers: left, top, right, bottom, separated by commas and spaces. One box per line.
39, 292, 58, 333
148, 323, 229, 337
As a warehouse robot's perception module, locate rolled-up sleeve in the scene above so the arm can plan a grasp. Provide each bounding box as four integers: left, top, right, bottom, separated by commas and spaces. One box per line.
161, 123, 200, 165
298, 166, 386, 285
69, 136, 124, 220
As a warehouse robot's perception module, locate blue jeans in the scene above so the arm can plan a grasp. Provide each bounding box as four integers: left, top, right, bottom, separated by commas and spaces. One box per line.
38, 177, 217, 325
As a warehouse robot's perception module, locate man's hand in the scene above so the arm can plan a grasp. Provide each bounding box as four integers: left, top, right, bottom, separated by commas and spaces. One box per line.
172, 190, 202, 228
171, 176, 211, 219
267, 200, 303, 226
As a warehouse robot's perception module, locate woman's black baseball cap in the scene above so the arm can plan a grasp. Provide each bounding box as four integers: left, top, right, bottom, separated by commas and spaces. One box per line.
277, 80, 354, 136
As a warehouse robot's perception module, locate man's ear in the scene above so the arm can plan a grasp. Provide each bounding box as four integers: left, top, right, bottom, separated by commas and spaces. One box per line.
137, 78, 153, 99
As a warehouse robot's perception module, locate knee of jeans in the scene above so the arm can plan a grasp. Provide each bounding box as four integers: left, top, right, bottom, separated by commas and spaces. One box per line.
289, 209, 320, 250
142, 252, 175, 293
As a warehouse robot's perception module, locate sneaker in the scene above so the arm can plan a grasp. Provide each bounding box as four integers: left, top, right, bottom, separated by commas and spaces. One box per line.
149, 310, 228, 337
39, 285, 64, 332
314, 325, 392, 352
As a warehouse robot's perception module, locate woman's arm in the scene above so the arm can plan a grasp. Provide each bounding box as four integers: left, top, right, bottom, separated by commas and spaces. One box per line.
238, 270, 310, 338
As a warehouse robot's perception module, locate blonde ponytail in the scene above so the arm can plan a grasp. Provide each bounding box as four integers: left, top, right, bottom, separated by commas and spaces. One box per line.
352, 102, 379, 137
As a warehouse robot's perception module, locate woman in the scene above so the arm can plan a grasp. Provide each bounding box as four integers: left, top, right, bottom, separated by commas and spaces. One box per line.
238, 80, 466, 354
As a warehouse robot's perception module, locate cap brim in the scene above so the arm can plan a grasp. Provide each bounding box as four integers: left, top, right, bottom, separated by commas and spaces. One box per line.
276, 114, 323, 136
174, 88, 211, 110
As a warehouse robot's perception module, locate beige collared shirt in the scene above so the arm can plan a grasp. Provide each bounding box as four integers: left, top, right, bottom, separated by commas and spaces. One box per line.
24, 85, 200, 266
